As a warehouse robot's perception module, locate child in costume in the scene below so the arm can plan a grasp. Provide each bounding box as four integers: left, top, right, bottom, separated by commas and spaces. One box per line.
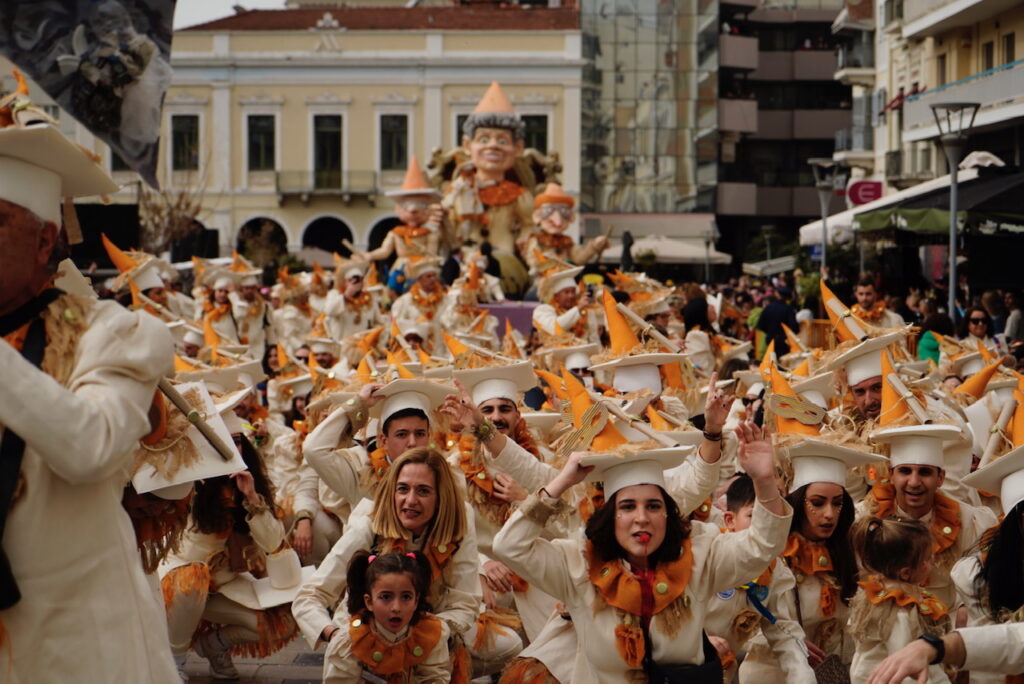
848, 517, 951, 683
321, 550, 450, 683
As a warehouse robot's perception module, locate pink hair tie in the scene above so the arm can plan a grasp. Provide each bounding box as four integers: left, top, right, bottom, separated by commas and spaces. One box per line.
368, 555, 377, 563
406, 553, 416, 559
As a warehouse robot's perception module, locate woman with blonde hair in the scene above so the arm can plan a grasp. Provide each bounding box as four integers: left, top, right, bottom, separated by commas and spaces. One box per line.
292, 447, 517, 680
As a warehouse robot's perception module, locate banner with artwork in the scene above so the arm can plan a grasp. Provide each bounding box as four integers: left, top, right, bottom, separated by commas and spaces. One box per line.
0, 0, 177, 188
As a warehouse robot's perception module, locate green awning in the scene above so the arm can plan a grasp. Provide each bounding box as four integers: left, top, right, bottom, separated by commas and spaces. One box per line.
853, 208, 965, 234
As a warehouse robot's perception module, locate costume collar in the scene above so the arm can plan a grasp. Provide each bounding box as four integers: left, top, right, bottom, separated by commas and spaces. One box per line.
349, 613, 442, 675
858, 576, 948, 621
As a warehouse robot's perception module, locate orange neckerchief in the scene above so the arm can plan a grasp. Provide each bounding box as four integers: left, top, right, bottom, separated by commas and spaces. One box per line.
3, 322, 30, 351
458, 434, 505, 506
478, 180, 525, 208
384, 537, 458, 583
345, 290, 373, 309
534, 231, 573, 250
858, 576, 948, 621
586, 539, 694, 669
783, 532, 839, 617
367, 447, 391, 485
555, 303, 588, 338
869, 481, 962, 556
349, 613, 443, 678
206, 302, 231, 322
851, 303, 888, 322
392, 225, 431, 248
409, 284, 444, 319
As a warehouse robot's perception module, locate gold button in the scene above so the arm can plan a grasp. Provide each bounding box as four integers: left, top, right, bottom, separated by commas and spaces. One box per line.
355, 412, 363, 421
622, 614, 632, 626
476, 472, 487, 480
923, 591, 933, 598
437, 544, 447, 553
942, 526, 952, 535
818, 555, 829, 567
920, 605, 930, 614
328, 372, 336, 380
600, 567, 611, 577
655, 582, 669, 595
346, 398, 356, 406
682, 594, 691, 608
700, 504, 709, 512
877, 592, 887, 599
377, 467, 385, 477
413, 646, 424, 657
447, 440, 456, 448
372, 651, 383, 663
351, 618, 361, 627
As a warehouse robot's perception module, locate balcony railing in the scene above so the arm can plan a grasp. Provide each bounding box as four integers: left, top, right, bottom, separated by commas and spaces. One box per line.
835, 126, 874, 152
884, 148, 935, 188
275, 170, 377, 204
904, 58, 1024, 133
836, 43, 875, 70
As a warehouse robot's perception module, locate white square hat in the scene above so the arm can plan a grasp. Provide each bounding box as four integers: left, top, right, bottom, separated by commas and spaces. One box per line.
869, 424, 962, 469
0, 124, 119, 225
549, 343, 600, 372
590, 353, 685, 394
538, 266, 583, 302
783, 438, 884, 491
580, 447, 694, 497
217, 548, 317, 610
371, 378, 455, 426
963, 444, 1024, 513
453, 359, 535, 406
790, 372, 837, 410
734, 370, 765, 397
825, 331, 905, 387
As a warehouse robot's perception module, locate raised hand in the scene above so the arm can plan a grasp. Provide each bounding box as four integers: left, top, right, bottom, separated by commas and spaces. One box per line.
735, 419, 774, 482
703, 371, 735, 434
438, 379, 483, 434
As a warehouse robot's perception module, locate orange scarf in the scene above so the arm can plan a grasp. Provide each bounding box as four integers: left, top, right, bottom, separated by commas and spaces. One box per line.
869, 481, 962, 556
857, 576, 948, 621
384, 537, 458, 583
783, 533, 839, 617
555, 304, 589, 338
345, 290, 373, 310
367, 447, 390, 485
457, 435, 505, 507
478, 180, 525, 208
206, 302, 231, 322
534, 231, 573, 250
851, 303, 888, 323
349, 614, 443, 679
586, 539, 694, 668
409, 284, 444, 320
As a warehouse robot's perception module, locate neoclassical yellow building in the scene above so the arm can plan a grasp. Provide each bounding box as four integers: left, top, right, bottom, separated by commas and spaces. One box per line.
99, 4, 582, 256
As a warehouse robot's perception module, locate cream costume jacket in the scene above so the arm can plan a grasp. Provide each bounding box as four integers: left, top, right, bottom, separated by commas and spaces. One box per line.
531, 303, 601, 345
229, 292, 274, 358
950, 555, 1005, 684
292, 512, 480, 648
322, 288, 383, 341
303, 404, 375, 523
273, 304, 313, 356
492, 496, 792, 683
848, 599, 950, 684
323, 610, 450, 683
684, 329, 716, 376
960, 622, 1024, 673
0, 298, 178, 683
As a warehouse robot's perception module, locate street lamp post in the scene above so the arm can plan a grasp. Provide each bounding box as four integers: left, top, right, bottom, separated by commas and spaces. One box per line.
809, 158, 839, 276
930, 102, 979, 322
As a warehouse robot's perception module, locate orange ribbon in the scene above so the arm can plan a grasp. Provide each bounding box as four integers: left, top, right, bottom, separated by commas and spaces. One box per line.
349, 613, 443, 677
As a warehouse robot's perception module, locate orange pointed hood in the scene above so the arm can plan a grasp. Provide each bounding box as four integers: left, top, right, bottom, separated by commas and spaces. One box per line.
955, 357, 1005, 400
603, 288, 639, 354
879, 346, 910, 427
769, 363, 820, 436
562, 367, 628, 451
820, 280, 865, 343
473, 81, 516, 114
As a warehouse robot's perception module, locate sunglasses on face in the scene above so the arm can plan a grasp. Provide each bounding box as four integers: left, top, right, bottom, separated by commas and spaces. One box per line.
969, 318, 987, 324
400, 200, 429, 211
538, 204, 573, 220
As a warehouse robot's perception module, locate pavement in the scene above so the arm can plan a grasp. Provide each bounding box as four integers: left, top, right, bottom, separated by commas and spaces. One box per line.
180, 637, 323, 683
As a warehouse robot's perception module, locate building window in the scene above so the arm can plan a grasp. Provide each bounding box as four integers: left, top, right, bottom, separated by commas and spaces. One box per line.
171, 114, 199, 171
523, 114, 548, 153
247, 115, 275, 172
111, 149, 131, 172
456, 114, 469, 143
1004, 33, 1016, 65
379, 114, 408, 172
936, 54, 947, 86
314, 114, 343, 189
982, 41, 994, 72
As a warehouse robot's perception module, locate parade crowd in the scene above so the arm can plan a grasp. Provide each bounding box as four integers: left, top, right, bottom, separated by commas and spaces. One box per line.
5, 81, 1024, 684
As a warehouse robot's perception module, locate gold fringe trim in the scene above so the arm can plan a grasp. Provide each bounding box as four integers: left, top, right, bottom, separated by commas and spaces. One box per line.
472, 608, 522, 653
132, 385, 204, 479
499, 657, 560, 684
41, 294, 91, 385
161, 563, 211, 610
234, 605, 298, 658
652, 592, 691, 639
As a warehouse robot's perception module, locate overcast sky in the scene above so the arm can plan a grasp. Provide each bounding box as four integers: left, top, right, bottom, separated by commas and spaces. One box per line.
174, 0, 287, 29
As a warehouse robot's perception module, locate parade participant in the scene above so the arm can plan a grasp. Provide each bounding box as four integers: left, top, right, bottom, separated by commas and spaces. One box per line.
741, 365, 879, 680
682, 293, 719, 376
308, 263, 331, 314
203, 272, 243, 347
492, 419, 791, 683
520, 183, 609, 272
440, 260, 501, 347
294, 448, 502, 681
867, 623, 1024, 684
303, 374, 453, 523
323, 259, 383, 341
100, 233, 173, 319
273, 269, 314, 356
390, 257, 447, 349
442, 81, 534, 255
229, 258, 274, 360
321, 551, 450, 683
949, 417, 1024, 684
852, 277, 905, 329
355, 156, 442, 295
705, 475, 815, 684
531, 265, 601, 345
160, 407, 301, 679
0, 119, 178, 682
848, 517, 951, 684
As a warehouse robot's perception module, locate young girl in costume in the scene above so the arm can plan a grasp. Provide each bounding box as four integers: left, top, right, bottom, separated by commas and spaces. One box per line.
848, 517, 951, 684
321, 550, 449, 683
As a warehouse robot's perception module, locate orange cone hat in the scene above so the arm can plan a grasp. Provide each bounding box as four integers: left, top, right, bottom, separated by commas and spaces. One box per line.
473, 81, 516, 114
759, 340, 776, 381
645, 405, 672, 431
977, 340, 995, 364
782, 323, 806, 354
661, 361, 686, 391
955, 357, 1005, 400
1011, 389, 1024, 448
399, 155, 432, 193
820, 280, 864, 343
356, 356, 374, 383
790, 358, 811, 378
603, 288, 639, 354
356, 327, 383, 354
535, 368, 569, 401
562, 367, 628, 451
443, 331, 470, 358
879, 347, 910, 427
769, 363, 820, 436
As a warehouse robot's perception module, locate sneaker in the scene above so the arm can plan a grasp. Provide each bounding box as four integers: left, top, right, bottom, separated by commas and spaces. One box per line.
194, 631, 239, 680
173, 655, 189, 681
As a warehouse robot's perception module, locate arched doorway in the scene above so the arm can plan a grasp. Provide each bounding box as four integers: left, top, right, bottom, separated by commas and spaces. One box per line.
367, 216, 402, 280
236, 217, 288, 273
302, 216, 354, 257
170, 219, 219, 262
